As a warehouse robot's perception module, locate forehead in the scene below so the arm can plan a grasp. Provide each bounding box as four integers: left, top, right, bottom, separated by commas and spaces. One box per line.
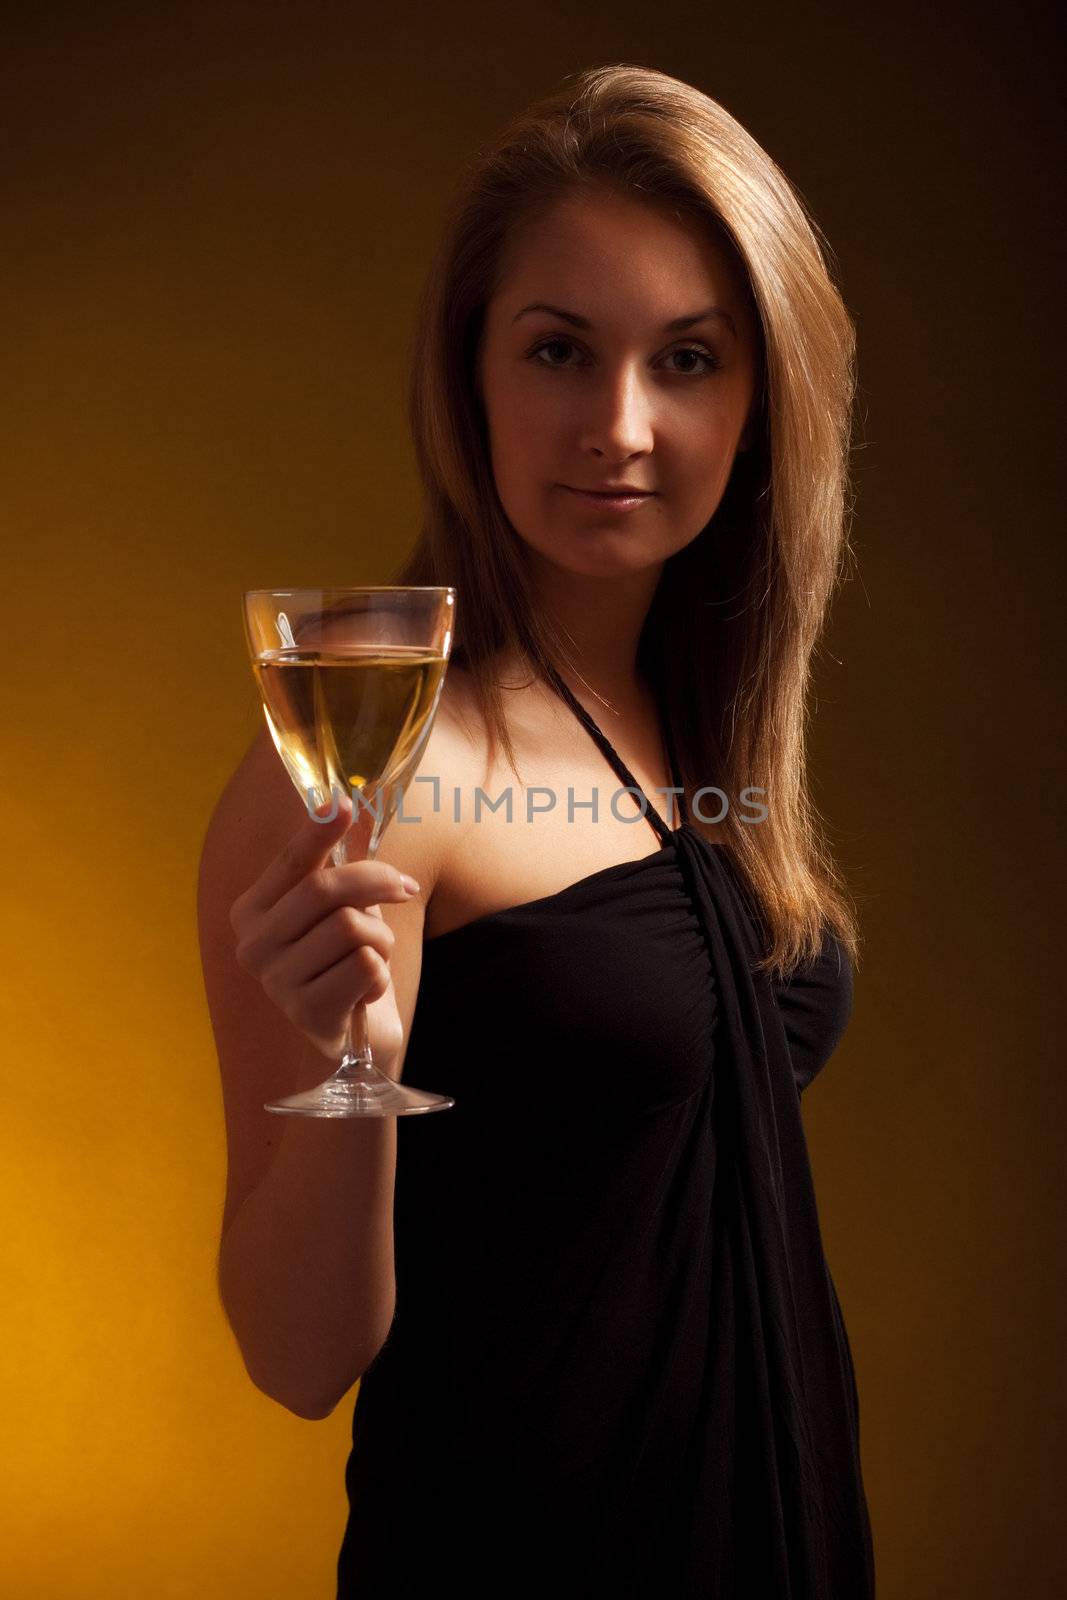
492, 189, 749, 318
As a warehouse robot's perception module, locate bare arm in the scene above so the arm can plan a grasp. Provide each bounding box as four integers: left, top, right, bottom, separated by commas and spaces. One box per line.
197, 726, 446, 1419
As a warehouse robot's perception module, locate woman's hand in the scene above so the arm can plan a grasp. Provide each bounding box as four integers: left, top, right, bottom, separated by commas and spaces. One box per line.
228, 790, 420, 1070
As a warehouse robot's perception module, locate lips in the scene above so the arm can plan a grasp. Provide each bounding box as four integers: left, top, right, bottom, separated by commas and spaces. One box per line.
563, 485, 654, 516
566, 486, 652, 497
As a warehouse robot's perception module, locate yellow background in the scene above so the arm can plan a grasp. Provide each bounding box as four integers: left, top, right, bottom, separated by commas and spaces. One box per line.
3, 3, 1062, 1596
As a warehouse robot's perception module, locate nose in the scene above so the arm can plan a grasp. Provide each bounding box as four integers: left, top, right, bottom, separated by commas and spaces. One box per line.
576, 364, 656, 459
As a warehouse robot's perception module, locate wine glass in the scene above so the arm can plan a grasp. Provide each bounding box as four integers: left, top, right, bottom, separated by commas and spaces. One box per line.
242, 586, 457, 1118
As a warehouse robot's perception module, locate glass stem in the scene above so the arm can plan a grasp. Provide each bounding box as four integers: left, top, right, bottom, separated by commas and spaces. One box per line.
328, 788, 382, 1083
338, 1002, 372, 1075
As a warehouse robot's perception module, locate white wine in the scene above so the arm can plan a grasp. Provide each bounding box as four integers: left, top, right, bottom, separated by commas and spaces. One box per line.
253, 645, 447, 824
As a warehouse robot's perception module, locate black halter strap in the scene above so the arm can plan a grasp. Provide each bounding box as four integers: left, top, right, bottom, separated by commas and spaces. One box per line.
542, 663, 688, 845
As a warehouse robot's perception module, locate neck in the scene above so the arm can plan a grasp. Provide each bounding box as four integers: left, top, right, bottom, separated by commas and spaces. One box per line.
529, 557, 664, 715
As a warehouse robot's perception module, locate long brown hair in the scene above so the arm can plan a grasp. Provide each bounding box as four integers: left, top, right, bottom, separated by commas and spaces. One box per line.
392, 63, 861, 980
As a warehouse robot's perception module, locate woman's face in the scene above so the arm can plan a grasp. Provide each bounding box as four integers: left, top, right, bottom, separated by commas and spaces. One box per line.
476, 187, 761, 581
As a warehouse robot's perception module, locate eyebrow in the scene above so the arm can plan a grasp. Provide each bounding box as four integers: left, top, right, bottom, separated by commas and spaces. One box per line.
511, 302, 738, 339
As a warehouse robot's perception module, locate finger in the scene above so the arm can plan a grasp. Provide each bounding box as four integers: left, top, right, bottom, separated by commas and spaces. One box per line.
297, 944, 392, 1024
244, 783, 355, 913
266, 853, 416, 949
269, 903, 396, 990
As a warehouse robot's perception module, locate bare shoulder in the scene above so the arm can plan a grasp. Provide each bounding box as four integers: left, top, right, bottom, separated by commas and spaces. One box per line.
376, 661, 487, 889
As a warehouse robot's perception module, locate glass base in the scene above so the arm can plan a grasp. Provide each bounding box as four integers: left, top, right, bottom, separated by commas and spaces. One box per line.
264, 1064, 455, 1119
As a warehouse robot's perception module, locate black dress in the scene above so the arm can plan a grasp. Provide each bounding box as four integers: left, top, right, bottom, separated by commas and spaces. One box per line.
336, 670, 876, 1598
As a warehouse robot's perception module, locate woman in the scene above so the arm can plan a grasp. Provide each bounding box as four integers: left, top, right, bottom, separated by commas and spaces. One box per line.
201, 63, 875, 1598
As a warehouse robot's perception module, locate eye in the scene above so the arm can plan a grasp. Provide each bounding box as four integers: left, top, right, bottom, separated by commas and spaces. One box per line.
529, 337, 583, 369
665, 345, 722, 376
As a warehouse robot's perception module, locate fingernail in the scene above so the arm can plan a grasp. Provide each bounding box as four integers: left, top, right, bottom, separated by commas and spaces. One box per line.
401, 874, 421, 895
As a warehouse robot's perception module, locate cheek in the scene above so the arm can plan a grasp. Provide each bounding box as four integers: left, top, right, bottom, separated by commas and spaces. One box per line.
679, 415, 738, 477
485, 414, 544, 523
490, 395, 556, 484
490, 418, 531, 495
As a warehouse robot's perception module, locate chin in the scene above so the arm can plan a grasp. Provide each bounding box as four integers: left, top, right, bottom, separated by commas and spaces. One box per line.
544, 543, 663, 579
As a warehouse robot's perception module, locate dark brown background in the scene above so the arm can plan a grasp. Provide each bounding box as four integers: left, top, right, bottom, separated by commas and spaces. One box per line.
2, 3, 1062, 1595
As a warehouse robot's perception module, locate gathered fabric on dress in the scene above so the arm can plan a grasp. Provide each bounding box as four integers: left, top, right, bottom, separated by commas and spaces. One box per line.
336, 669, 875, 1598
